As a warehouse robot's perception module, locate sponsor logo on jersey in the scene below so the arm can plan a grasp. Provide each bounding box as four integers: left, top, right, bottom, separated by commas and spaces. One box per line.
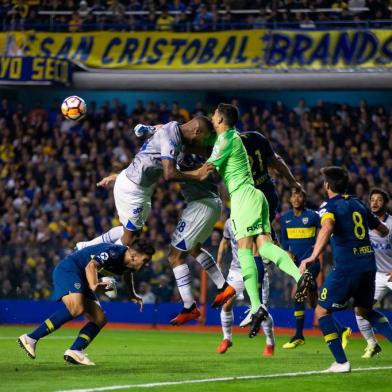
247, 223, 264, 232
332, 303, 346, 309
371, 242, 392, 250
99, 252, 109, 260
133, 207, 143, 215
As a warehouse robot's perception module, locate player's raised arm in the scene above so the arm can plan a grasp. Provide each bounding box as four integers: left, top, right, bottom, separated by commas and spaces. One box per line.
269, 153, 305, 193
299, 215, 334, 273
162, 159, 214, 181
85, 260, 108, 293
97, 174, 118, 188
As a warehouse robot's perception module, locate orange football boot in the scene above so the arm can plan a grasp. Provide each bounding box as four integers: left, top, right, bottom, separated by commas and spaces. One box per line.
263, 344, 275, 356
170, 303, 201, 326
211, 283, 236, 308
217, 339, 233, 354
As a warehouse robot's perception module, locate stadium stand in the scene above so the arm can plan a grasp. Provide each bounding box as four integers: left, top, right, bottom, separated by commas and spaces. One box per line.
1, 96, 391, 307
1, 0, 392, 32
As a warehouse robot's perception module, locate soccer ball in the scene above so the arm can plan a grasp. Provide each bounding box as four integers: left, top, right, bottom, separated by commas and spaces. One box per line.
100, 276, 117, 299
61, 95, 86, 121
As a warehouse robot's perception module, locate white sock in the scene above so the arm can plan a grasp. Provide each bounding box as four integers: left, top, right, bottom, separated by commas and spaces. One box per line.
355, 315, 378, 348
196, 249, 225, 289
262, 313, 275, 346
115, 238, 124, 245
173, 264, 194, 309
221, 309, 233, 341
262, 271, 270, 305
79, 226, 124, 248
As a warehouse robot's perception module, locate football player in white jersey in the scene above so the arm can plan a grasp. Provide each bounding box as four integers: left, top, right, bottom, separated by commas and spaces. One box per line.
76, 117, 214, 250
216, 219, 275, 355
355, 188, 392, 358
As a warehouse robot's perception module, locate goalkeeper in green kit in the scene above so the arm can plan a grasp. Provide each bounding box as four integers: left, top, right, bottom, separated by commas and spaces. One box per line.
196, 103, 313, 337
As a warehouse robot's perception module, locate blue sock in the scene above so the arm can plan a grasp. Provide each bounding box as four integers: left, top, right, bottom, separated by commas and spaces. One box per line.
367, 310, 392, 342
294, 301, 305, 338
333, 318, 344, 336
70, 322, 101, 351
28, 306, 73, 341
254, 256, 264, 300
319, 315, 347, 364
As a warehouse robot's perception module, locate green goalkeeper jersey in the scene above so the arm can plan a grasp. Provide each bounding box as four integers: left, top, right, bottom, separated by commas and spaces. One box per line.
207, 128, 254, 195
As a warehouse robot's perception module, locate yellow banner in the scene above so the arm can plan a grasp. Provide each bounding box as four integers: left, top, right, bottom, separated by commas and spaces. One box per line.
0, 30, 264, 70
0, 29, 391, 70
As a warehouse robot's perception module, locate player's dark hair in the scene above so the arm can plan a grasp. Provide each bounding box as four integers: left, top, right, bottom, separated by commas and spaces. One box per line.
130, 238, 155, 257
370, 188, 390, 204
291, 187, 306, 197
217, 103, 239, 127
321, 166, 349, 194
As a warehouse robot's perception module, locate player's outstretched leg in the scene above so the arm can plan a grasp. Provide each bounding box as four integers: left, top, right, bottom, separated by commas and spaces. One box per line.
76, 226, 124, 250
193, 248, 236, 308
317, 306, 351, 373
18, 305, 73, 360
257, 240, 314, 302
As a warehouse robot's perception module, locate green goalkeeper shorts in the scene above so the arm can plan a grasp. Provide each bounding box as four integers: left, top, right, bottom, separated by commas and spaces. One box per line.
230, 184, 271, 240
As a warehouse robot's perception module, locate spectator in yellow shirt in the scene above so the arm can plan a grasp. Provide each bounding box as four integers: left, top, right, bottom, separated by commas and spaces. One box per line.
156, 8, 175, 31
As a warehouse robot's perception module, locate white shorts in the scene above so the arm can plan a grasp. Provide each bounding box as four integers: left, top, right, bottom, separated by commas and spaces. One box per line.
171, 197, 222, 251
227, 266, 270, 305
374, 271, 392, 302
113, 170, 152, 231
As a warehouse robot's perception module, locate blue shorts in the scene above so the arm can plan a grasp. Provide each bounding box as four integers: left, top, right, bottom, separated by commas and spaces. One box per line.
318, 269, 375, 311
52, 261, 97, 302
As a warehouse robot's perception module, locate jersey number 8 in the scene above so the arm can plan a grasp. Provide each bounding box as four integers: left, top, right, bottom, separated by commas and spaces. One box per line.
352, 211, 366, 240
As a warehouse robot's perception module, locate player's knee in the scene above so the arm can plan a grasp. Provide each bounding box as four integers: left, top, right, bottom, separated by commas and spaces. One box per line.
68, 303, 85, 318
223, 297, 235, 311
315, 304, 328, 320
95, 312, 107, 328
168, 248, 185, 268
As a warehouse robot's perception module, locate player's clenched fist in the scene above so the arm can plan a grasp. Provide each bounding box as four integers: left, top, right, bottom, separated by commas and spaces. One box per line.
198, 162, 215, 180
97, 174, 118, 188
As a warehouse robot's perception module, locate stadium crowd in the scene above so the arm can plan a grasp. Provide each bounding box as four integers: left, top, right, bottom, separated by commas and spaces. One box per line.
1, 95, 392, 307
1, 0, 392, 32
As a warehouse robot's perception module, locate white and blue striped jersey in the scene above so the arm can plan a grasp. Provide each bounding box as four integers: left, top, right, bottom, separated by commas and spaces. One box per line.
125, 121, 183, 187
369, 214, 392, 273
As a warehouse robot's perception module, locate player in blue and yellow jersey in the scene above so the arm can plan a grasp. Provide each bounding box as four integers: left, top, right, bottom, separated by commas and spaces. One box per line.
280, 188, 321, 349
300, 166, 392, 373
18, 240, 154, 366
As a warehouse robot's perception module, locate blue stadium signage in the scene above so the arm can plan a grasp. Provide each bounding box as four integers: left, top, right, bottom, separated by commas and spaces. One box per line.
0, 56, 72, 85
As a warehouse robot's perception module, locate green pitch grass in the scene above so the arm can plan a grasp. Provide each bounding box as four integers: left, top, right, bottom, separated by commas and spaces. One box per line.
1, 325, 391, 392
